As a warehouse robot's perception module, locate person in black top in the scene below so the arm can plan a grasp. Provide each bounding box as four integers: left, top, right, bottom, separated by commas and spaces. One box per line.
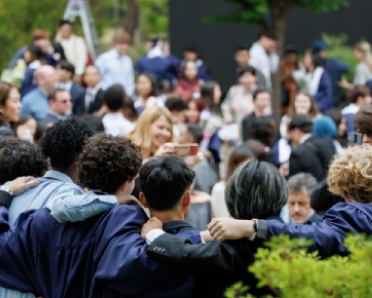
143, 161, 288, 298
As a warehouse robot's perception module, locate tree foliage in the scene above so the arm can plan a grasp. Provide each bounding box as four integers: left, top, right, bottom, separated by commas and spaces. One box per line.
139, 0, 169, 38
206, 0, 349, 31
226, 234, 372, 298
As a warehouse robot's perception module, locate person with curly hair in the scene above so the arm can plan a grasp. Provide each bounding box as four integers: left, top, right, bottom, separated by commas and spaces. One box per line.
0, 135, 202, 297
0, 137, 47, 185
206, 144, 372, 259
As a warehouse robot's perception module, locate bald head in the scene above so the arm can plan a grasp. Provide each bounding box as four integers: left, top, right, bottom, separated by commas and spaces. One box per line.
35, 65, 58, 94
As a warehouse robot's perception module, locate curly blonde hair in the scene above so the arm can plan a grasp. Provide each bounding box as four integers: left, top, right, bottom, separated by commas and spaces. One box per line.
328, 145, 372, 203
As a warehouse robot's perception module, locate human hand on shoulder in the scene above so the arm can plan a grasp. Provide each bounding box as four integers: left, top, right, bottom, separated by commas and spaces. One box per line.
7, 176, 40, 196
141, 217, 163, 240
208, 218, 255, 241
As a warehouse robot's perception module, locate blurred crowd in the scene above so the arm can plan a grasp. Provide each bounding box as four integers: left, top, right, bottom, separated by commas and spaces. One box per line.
1, 19, 372, 298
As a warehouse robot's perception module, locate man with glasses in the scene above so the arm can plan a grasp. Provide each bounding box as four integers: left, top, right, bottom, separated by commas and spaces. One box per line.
44, 88, 72, 125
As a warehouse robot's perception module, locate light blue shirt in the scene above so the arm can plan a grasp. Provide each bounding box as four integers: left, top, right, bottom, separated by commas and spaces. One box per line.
20, 88, 49, 122
95, 48, 135, 96
1, 170, 116, 298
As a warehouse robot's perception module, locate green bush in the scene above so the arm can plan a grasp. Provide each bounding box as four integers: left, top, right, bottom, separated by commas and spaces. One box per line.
225, 234, 372, 298
321, 32, 356, 82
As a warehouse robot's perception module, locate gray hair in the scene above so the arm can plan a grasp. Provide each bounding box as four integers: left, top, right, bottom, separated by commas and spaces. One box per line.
225, 160, 288, 219
287, 173, 318, 194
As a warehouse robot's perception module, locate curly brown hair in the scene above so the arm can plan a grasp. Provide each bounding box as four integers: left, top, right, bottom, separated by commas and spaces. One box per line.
328, 145, 372, 203
78, 134, 142, 194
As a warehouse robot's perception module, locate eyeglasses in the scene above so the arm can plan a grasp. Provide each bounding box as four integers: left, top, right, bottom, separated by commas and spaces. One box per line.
57, 99, 72, 104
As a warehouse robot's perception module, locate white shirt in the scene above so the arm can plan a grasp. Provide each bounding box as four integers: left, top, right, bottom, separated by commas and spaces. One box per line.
341, 103, 359, 115
102, 112, 134, 137
249, 42, 279, 90
56, 34, 88, 76
95, 49, 135, 96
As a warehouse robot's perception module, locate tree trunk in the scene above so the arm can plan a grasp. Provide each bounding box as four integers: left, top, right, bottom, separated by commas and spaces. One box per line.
271, 15, 287, 120
124, 0, 139, 39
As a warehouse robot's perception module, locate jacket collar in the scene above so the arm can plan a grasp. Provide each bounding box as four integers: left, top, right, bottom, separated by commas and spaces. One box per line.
163, 220, 195, 232
42, 170, 73, 183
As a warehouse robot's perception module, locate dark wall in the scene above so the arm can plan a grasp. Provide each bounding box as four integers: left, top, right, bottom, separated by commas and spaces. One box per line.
169, 0, 372, 91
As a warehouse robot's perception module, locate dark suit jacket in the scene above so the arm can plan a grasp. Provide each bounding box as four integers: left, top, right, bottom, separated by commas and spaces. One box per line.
147, 217, 284, 298
289, 136, 335, 182
70, 83, 86, 116
75, 88, 104, 115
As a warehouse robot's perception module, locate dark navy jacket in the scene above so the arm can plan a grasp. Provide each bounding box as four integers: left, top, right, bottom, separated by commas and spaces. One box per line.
261, 202, 372, 258
135, 55, 180, 84
0, 205, 201, 298
314, 71, 334, 113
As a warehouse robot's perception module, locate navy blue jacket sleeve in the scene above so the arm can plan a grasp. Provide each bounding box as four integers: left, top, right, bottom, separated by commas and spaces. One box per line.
264, 203, 372, 258
0, 207, 38, 294
314, 72, 334, 113
94, 206, 189, 296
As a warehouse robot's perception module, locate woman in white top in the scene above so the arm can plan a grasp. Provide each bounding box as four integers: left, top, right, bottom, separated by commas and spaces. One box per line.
340, 41, 372, 89
222, 65, 257, 124
211, 144, 255, 218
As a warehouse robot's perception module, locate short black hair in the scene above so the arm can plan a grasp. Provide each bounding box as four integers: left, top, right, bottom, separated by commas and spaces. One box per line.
225, 161, 288, 219
253, 88, 271, 101
140, 156, 195, 211
78, 134, 142, 194
288, 114, 313, 133
39, 117, 94, 171
237, 65, 256, 77
104, 84, 126, 111
59, 19, 73, 27
186, 123, 203, 144
80, 114, 105, 133
0, 137, 47, 184
165, 96, 189, 112
58, 60, 75, 76
235, 44, 250, 53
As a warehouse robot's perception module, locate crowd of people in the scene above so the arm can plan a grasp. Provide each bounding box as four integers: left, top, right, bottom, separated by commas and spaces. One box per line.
0, 19, 372, 297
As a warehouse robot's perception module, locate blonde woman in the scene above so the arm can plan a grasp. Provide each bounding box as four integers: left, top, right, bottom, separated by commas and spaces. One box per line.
127, 106, 176, 161
340, 41, 372, 89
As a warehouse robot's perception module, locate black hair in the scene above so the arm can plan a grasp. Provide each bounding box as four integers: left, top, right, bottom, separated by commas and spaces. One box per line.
26, 44, 44, 61
59, 19, 73, 27
326, 108, 343, 127
186, 123, 203, 144
0, 137, 47, 184
165, 96, 189, 112
288, 114, 313, 133
248, 116, 277, 147
78, 134, 142, 193
311, 53, 324, 68
237, 65, 256, 77
258, 31, 277, 40
235, 44, 250, 53
122, 97, 138, 122
253, 88, 271, 101
80, 114, 105, 133
137, 73, 159, 97
225, 161, 288, 219
58, 60, 75, 76
39, 117, 94, 171
104, 84, 126, 111
140, 156, 195, 211
200, 81, 219, 111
